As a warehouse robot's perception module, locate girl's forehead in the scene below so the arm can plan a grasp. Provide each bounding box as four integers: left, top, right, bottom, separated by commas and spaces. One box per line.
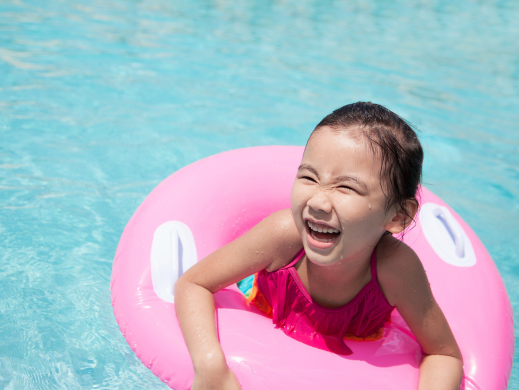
302, 129, 384, 184
304, 128, 376, 163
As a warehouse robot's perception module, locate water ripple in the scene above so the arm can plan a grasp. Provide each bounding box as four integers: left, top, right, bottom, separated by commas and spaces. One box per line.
1, 0, 518, 388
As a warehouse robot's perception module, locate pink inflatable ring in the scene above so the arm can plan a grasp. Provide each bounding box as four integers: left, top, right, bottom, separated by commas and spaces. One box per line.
111, 146, 514, 390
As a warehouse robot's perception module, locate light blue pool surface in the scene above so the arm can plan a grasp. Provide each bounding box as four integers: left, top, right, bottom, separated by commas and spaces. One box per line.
1, 0, 518, 388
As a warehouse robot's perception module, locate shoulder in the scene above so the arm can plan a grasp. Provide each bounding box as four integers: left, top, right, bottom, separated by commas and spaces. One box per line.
256, 209, 302, 271
179, 209, 302, 292
375, 237, 462, 361
375, 234, 430, 307
261, 209, 298, 230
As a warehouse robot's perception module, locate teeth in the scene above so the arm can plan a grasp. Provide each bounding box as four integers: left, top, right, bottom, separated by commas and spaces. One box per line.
307, 221, 339, 234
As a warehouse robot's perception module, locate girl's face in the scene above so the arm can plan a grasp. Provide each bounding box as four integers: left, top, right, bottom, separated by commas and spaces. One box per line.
291, 127, 396, 266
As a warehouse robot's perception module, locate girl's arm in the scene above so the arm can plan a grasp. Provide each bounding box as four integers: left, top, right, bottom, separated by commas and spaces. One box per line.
174, 209, 301, 390
377, 239, 463, 390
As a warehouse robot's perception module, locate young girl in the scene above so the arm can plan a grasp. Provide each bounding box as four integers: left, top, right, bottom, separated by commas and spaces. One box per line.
175, 102, 463, 390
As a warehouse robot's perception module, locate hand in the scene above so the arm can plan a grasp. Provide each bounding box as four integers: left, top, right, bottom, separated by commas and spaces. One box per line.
191, 365, 241, 390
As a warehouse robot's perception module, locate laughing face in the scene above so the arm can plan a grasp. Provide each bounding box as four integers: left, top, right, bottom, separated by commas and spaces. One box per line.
291, 127, 396, 267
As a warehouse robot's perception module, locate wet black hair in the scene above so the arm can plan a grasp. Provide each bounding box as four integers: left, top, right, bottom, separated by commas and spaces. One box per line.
311, 102, 423, 224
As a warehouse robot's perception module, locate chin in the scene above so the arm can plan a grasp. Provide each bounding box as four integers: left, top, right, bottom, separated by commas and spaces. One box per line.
303, 245, 340, 267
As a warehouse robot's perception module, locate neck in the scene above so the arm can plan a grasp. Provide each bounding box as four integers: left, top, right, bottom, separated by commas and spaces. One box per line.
300, 246, 374, 286
294, 247, 375, 308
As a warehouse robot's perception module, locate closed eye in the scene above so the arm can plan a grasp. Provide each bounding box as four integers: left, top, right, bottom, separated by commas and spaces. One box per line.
300, 176, 317, 183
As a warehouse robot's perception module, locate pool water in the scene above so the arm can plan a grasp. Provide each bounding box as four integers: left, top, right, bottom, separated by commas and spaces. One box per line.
1, 0, 517, 388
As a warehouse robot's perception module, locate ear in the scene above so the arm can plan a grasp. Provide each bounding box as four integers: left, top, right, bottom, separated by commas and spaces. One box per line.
384, 199, 418, 234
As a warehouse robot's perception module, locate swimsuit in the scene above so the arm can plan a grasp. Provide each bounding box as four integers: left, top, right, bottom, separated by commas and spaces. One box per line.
246, 248, 394, 355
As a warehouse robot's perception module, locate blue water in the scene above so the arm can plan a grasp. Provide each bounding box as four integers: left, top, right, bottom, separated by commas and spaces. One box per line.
1, 0, 517, 388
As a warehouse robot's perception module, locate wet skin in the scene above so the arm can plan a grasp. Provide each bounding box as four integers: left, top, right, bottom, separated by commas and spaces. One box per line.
289, 127, 404, 308
175, 126, 463, 390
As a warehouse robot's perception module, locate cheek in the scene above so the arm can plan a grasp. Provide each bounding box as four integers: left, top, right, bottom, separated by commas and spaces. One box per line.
290, 181, 308, 213
334, 196, 385, 225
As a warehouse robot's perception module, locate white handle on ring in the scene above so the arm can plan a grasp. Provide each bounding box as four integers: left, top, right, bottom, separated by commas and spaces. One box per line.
150, 221, 198, 303
419, 203, 476, 267
432, 208, 465, 258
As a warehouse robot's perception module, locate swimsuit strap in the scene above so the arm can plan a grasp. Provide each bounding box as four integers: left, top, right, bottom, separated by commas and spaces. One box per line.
281, 248, 305, 270
369, 247, 392, 305
370, 248, 378, 283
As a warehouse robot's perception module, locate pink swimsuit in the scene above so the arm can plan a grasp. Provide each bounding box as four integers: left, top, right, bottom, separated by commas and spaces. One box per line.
248, 249, 394, 355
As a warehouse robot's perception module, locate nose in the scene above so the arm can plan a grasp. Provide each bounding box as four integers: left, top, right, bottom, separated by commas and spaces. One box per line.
307, 189, 332, 214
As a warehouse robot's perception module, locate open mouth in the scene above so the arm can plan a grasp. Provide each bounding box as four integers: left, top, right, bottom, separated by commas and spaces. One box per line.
305, 220, 341, 247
